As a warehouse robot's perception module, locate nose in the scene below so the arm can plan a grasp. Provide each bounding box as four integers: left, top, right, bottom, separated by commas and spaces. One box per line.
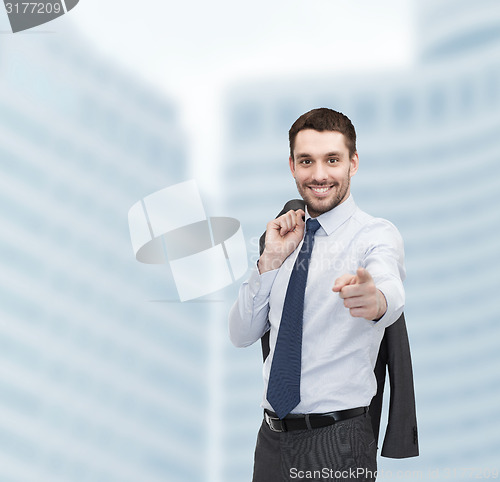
312, 162, 328, 182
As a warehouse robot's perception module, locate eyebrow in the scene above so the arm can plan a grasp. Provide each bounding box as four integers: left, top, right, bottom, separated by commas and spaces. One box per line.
295, 151, 342, 159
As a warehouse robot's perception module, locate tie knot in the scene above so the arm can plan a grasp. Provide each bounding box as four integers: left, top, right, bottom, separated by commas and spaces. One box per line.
306, 218, 321, 234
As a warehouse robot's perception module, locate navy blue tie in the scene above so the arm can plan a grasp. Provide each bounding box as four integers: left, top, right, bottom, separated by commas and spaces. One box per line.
267, 218, 321, 419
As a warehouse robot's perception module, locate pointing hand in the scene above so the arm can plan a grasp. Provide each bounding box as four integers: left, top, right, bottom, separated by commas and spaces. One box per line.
332, 267, 387, 321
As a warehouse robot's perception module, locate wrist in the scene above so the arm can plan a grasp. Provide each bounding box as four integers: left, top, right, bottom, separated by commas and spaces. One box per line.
373, 289, 388, 321
258, 253, 283, 274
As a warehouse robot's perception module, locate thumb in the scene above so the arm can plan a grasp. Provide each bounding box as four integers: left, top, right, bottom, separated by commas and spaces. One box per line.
356, 267, 372, 284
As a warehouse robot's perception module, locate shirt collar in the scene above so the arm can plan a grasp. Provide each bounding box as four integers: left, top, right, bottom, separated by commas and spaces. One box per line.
305, 195, 356, 236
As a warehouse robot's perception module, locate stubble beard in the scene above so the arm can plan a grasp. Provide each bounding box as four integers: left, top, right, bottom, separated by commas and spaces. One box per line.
295, 170, 351, 218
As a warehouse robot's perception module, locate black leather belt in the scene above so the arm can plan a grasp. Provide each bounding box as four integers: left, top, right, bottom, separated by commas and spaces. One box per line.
264, 407, 367, 432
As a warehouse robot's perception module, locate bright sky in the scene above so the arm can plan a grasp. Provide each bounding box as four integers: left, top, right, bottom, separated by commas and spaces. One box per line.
70, 0, 415, 193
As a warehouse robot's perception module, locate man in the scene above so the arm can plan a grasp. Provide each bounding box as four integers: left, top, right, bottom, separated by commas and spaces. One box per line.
229, 108, 406, 481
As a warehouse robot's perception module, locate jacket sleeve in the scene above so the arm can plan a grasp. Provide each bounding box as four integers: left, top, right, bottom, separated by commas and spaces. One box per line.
380, 313, 419, 458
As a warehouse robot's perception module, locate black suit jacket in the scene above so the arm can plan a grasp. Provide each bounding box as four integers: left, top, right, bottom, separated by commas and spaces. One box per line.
259, 199, 419, 458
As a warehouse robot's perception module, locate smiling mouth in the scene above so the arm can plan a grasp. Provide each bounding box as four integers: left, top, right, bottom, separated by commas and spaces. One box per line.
309, 185, 333, 195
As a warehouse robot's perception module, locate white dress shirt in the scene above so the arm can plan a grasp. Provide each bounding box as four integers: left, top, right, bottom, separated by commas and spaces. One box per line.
229, 195, 405, 414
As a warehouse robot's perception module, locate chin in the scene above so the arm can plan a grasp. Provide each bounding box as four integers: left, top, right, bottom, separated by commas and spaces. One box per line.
307, 195, 345, 216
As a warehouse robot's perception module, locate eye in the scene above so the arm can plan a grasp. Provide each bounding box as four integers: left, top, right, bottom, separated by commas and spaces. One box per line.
299, 159, 312, 165
328, 158, 339, 164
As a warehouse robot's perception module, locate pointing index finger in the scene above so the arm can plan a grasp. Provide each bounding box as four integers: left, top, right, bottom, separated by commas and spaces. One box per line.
332, 273, 356, 292
355, 267, 372, 284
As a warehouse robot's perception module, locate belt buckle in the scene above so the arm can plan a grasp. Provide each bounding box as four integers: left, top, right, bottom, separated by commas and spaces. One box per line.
265, 412, 286, 432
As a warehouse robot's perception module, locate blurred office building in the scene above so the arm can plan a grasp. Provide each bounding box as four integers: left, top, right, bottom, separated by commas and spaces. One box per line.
221, 0, 500, 480
0, 21, 209, 482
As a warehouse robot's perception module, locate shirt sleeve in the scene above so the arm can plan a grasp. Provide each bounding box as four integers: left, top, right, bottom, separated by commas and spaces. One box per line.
361, 219, 406, 328
228, 265, 279, 347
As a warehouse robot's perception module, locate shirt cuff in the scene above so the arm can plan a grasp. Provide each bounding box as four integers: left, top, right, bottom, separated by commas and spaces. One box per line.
248, 264, 279, 298
374, 278, 405, 328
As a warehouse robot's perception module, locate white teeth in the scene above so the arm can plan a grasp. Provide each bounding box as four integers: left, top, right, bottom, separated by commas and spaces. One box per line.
311, 187, 330, 193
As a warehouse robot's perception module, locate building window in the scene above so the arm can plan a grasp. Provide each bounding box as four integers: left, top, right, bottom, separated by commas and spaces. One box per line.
428, 85, 447, 121
393, 93, 415, 126
230, 102, 263, 142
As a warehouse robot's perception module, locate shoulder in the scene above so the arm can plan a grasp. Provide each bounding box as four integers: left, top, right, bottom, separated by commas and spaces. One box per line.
352, 207, 404, 247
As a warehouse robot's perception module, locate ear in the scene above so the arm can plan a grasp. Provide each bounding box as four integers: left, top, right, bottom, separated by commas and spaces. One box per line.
349, 152, 359, 177
289, 155, 296, 177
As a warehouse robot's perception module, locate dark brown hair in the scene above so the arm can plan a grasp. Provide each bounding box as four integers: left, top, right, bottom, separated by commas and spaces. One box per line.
289, 108, 357, 159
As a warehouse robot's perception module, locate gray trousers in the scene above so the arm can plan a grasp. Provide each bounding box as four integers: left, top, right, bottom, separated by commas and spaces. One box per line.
252, 413, 377, 482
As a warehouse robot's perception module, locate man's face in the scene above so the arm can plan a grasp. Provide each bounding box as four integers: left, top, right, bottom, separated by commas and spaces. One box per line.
289, 129, 359, 218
